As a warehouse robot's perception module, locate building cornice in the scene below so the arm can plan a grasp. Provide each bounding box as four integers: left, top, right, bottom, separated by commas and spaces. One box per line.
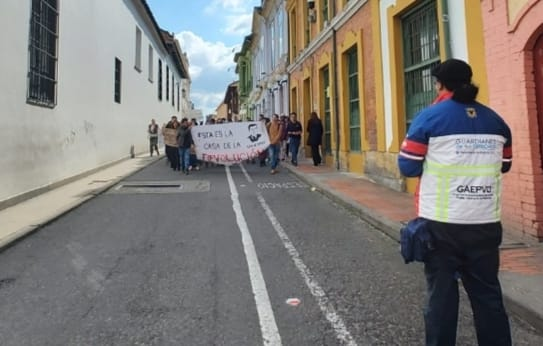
287, 0, 367, 74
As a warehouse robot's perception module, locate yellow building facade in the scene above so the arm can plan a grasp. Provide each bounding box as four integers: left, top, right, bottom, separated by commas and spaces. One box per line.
287, 0, 488, 191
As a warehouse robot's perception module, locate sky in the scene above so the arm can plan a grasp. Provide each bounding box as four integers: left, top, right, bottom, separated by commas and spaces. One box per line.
146, 0, 261, 117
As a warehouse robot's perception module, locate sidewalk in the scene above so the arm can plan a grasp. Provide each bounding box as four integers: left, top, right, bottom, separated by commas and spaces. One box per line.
283, 158, 543, 334
0, 154, 159, 249
1, 154, 542, 334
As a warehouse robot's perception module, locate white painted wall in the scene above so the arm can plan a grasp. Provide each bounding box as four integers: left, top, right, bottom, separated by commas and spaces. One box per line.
379, 0, 396, 151
447, 1, 468, 60
0, 0, 187, 203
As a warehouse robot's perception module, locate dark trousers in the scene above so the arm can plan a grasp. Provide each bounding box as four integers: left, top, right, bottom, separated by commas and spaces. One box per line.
424, 221, 511, 346
289, 137, 301, 165
310, 144, 321, 165
178, 147, 190, 172
268, 143, 280, 169
149, 137, 159, 155
165, 145, 179, 170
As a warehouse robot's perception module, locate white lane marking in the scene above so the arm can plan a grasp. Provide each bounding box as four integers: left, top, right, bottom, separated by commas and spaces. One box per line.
240, 163, 359, 345
256, 192, 359, 346
240, 163, 253, 183
225, 165, 282, 346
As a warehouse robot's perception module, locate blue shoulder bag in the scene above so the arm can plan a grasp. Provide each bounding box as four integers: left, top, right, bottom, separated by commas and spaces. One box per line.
400, 217, 434, 264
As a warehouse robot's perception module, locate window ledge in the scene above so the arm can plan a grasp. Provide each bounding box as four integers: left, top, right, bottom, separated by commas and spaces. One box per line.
27, 99, 56, 108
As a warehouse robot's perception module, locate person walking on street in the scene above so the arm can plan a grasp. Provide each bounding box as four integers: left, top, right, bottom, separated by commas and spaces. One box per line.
177, 118, 193, 175
307, 111, 323, 166
398, 59, 513, 346
280, 115, 289, 161
267, 114, 283, 174
259, 116, 270, 167
148, 119, 160, 156
162, 118, 180, 171
286, 112, 302, 166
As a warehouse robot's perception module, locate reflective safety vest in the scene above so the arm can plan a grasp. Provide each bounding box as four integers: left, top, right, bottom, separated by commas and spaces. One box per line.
398, 100, 512, 224
418, 134, 505, 223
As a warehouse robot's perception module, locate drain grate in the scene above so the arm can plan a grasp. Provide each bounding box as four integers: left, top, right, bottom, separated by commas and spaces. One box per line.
109, 180, 210, 194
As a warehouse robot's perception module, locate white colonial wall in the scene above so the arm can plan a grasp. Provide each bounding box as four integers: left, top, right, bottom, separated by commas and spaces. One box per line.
0, 0, 185, 203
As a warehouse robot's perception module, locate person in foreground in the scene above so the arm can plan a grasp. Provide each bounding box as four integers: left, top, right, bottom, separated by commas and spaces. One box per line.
398, 59, 513, 346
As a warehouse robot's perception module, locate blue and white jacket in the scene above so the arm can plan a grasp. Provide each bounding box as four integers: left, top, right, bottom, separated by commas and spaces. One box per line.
398, 100, 512, 224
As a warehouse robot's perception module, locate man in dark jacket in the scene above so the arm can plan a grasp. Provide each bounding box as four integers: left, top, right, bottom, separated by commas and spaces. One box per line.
286, 112, 303, 166
177, 118, 193, 175
307, 111, 323, 166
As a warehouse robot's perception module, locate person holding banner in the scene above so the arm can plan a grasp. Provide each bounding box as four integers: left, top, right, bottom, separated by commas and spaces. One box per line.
162, 117, 180, 171
267, 114, 284, 174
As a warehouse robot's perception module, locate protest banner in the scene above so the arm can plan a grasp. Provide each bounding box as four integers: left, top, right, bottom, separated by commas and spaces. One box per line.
191, 121, 270, 164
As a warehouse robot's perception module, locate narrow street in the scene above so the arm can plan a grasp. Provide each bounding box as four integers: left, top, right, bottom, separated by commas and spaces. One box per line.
0, 159, 541, 346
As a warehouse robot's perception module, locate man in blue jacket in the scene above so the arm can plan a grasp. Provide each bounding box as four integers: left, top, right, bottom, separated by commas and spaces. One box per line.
398, 59, 513, 346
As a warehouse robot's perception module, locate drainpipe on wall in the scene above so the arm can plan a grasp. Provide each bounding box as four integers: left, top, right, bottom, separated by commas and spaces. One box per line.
440, 0, 452, 59
332, 0, 340, 170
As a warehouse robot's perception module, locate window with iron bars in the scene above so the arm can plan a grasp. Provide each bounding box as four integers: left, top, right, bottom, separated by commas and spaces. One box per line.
321, 66, 332, 154
305, 2, 310, 47
177, 84, 180, 112
321, 0, 329, 30
346, 47, 361, 152
158, 59, 163, 100
166, 66, 169, 101
290, 9, 297, 60
402, 0, 440, 131
114, 58, 122, 103
27, 0, 59, 107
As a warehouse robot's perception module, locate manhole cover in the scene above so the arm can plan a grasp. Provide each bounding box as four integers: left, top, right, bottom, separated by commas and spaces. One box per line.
108, 180, 210, 194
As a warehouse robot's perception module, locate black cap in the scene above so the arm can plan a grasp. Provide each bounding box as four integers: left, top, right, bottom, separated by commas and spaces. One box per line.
431, 59, 472, 84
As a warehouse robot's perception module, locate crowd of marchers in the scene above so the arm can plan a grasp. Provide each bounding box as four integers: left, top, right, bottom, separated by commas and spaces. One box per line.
147, 116, 203, 175
146, 111, 325, 176
256, 111, 324, 175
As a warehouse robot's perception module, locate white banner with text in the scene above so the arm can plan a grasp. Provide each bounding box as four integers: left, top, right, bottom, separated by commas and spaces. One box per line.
191, 121, 270, 164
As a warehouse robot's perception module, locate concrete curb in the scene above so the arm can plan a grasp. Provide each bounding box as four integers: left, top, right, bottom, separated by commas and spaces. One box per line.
284, 163, 543, 334
0, 156, 159, 252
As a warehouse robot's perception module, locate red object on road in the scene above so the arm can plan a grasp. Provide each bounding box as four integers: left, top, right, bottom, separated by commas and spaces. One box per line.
286, 298, 301, 306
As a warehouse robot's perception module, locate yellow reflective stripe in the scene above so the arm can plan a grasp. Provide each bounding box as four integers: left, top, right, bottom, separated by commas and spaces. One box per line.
428, 171, 499, 178
434, 173, 443, 220
443, 176, 450, 220
425, 161, 500, 176
494, 178, 501, 218
427, 159, 449, 221
426, 161, 498, 169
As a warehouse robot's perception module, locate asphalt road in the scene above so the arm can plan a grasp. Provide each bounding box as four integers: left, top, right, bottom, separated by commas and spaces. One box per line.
0, 159, 542, 345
